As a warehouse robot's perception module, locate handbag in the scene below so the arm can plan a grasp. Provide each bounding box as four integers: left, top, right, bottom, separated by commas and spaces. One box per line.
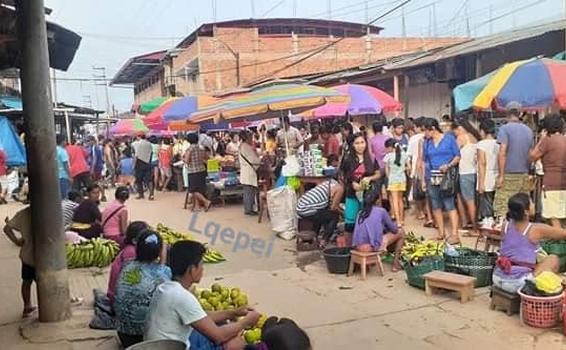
440, 166, 458, 197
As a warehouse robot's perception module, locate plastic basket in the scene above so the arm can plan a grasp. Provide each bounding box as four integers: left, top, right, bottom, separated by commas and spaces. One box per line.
322, 247, 351, 274
402, 256, 445, 290
540, 240, 566, 257
444, 248, 497, 288
518, 291, 563, 328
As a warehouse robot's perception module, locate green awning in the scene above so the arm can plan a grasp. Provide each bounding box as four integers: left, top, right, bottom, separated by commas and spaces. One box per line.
553, 52, 565, 60
139, 96, 167, 114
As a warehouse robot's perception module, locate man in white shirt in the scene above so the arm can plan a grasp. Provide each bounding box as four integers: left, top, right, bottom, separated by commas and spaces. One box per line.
276, 116, 303, 155
145, 241, 260, 348
133, 134, 154, 200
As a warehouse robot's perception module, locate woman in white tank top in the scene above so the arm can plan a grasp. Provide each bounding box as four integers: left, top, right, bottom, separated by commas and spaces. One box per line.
453, 119, 481, 234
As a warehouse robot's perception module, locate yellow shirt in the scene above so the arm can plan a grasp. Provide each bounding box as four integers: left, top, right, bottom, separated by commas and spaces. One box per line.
265, 139, 276, 154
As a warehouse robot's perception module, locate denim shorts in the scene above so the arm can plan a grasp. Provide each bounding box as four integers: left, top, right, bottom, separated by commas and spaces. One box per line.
459, 174, 476, 201
428, 183, 456, 211
492, 273, 533, 294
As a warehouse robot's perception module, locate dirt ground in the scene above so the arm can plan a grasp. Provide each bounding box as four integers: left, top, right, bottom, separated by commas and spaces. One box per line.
0, 191, 565, 349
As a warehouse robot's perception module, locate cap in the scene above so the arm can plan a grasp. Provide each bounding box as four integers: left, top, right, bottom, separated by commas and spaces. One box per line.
505, 101, 522, 112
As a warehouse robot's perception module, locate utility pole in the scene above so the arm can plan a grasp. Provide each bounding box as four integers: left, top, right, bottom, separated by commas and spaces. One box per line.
489, 5, 494, 35
212, 0, 217, 22
15, 0, 70, 322
51, 68, 58, 107
93, 66, 111, 116
327, 0, 332, 19
432, 3, 437, 36
465, 2, 471, 37
251, 0, 255, 18
365, 0, 369, 23
293, 0, 297, 17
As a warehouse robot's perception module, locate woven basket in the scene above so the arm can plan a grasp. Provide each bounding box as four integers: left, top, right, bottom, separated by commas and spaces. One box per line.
541, 240, 566, 257
444, 248, 497, 288
403, 256, 445, 290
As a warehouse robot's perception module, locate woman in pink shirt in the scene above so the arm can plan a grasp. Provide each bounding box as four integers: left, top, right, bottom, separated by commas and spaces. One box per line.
101, 186, 130, 246
106, 220, 149, 306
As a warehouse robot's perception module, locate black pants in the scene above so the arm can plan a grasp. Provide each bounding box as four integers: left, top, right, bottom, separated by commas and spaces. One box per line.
135, 159, 154, 198
479, 191, 495, 219
117, 332, 143, 348
303, 209, 339, 241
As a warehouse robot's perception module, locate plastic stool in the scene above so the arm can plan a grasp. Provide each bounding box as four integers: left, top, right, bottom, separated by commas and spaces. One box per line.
348, 250, 384, 280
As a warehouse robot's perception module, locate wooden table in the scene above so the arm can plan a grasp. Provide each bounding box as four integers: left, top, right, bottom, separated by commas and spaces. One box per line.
476, 228, 503, 252
298, 175, 330, 194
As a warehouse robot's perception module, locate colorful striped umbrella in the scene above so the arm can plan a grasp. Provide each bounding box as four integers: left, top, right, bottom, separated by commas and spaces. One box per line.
162, 95, 218, 122
453, 58, 566, 111
142, 98, 179, 130
301, 83, 402, 118
110, 118, 149, 136
189, 83, 349, 123
138, 96, 168, 114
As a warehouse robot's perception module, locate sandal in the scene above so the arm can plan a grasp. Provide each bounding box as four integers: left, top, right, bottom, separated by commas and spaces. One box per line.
416, 214, 426, 220
22, 306, 37, 318
446, 235, 461, 245
433, 234, 446, 241
424, 221, 435, 228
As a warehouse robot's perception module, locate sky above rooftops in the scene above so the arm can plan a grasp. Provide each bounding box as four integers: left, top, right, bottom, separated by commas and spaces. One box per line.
44, 0, 564, 113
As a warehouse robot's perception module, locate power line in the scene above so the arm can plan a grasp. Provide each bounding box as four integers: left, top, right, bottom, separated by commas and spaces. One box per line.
261, 0, 286, 18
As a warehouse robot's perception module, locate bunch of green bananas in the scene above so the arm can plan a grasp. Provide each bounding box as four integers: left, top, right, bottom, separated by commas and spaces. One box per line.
66, 238, 120, 268
155, 223, 194, 245
405, 231, 425, 245
401, 240, 444, 263
203, 247, 226, 263
156, 223, 226, 264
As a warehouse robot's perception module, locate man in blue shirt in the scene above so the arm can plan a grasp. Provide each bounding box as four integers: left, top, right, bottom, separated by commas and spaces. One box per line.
493, 102, 534, 220
56, 134, 71, 199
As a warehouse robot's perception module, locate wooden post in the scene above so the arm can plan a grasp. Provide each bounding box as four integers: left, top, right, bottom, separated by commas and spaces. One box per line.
393, 75, 400, 101
403, 75, 410, 118
15, 0, 71, 322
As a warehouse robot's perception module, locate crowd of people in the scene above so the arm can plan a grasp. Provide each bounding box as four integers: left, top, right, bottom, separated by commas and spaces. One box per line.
2, 104, 566, 348
296, 106, 566, 272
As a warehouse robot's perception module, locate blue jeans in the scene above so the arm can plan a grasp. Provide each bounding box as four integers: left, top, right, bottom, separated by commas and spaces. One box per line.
189, 330, 222, 350
459, 174, 476, 202
428, 182, 456, 211
59, 178, 71, 200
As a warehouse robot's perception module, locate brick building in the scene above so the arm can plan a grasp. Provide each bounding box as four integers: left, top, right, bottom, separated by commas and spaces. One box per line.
111, 18, 464, 105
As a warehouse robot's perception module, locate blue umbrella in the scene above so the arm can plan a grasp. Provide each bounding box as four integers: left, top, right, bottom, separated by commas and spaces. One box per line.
162, 96, 217, 122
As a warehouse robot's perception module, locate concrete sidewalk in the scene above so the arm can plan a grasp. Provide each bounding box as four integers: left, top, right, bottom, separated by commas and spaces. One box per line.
0, 192, 564, 349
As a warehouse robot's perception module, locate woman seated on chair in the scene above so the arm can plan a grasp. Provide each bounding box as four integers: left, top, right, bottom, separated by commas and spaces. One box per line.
352, 185, 404, 272
492, 193, 566, 294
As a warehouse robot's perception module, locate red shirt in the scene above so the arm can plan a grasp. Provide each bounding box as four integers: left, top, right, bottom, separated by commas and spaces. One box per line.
66, 144, 89, 178
158, 146, 172, 168
323, 135, 340, 158
0, 150, 6, 176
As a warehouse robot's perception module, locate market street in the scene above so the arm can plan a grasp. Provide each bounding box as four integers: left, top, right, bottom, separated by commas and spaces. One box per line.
0, 193, 564, 350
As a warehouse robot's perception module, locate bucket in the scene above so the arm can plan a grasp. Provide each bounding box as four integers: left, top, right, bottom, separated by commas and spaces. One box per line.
322, 247, 351, 274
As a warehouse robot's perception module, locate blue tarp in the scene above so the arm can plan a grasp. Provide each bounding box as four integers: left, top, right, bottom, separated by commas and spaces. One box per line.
0, 116, 26, 166
0, 95, 23, 110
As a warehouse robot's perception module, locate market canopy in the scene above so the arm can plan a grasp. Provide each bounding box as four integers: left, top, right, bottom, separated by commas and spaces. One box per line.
301, 83, 402, 118
0, 115, 26, 166
142, 98, 179, 130
162, 95, 218, 122
110, 118, 149, 136
453, 57, 566, 111
189, 83, 349, 123
138, 96, 168, 115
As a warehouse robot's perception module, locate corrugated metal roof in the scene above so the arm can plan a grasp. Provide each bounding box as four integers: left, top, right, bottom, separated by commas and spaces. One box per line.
307, 52, 422, 84
111, 50, 167, 85
383, 19, 565, 70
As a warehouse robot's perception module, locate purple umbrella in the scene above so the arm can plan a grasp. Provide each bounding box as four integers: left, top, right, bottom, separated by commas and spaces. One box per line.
162, 96, 218, 122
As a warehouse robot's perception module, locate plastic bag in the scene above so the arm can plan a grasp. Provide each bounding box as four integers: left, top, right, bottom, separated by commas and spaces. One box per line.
281, 155, 300, 177
535, 271, 563, 294
267, 186, 297, 240
286, 176, 300, 191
